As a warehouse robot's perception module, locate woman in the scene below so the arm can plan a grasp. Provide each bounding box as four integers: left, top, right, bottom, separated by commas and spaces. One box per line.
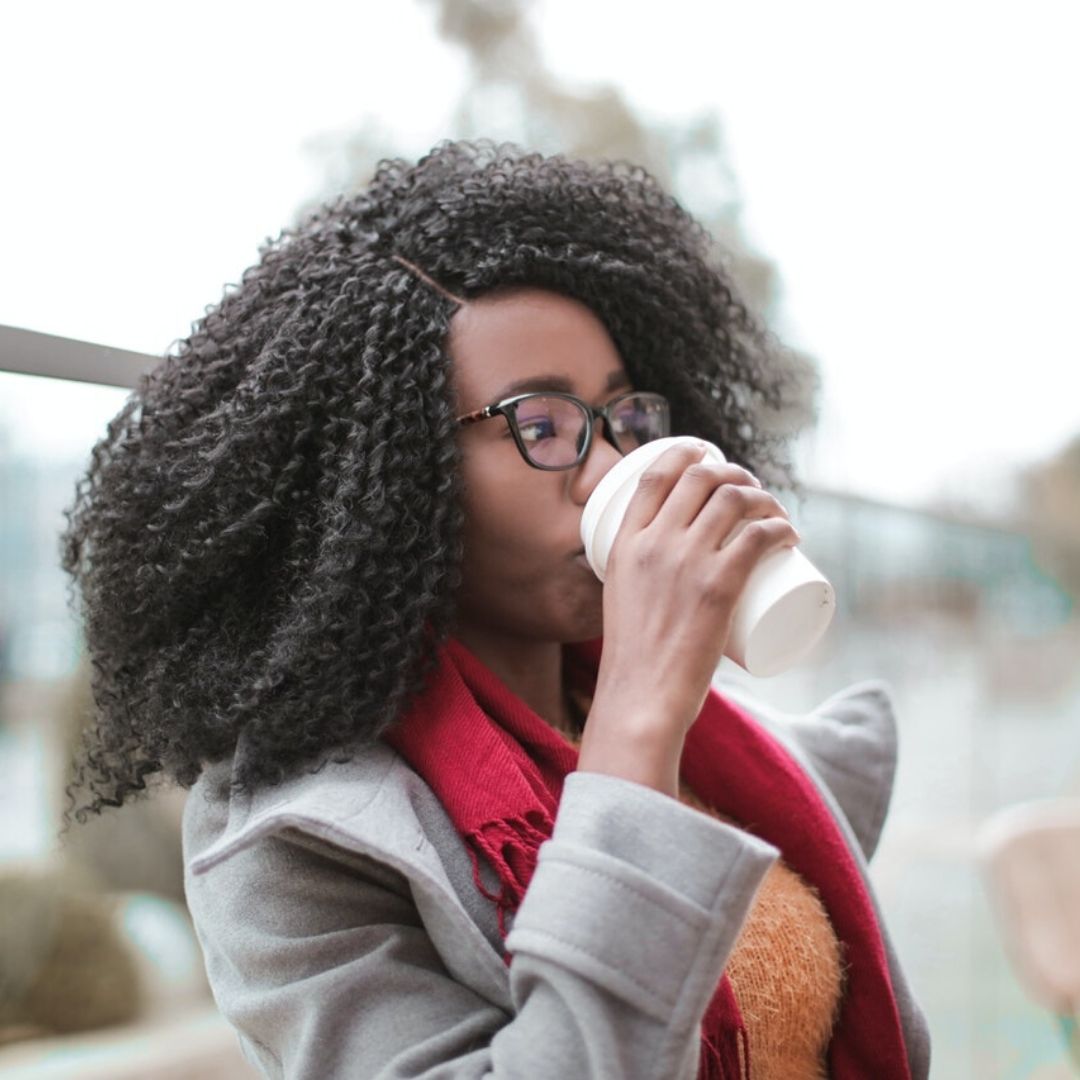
61, 138, 929, 1078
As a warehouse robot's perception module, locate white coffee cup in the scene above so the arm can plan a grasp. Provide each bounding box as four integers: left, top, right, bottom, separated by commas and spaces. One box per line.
580, 435, 836, 677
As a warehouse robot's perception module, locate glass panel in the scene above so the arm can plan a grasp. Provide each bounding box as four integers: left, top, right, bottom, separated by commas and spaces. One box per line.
0, 371, 131, 861
714, 489, 1080, 1078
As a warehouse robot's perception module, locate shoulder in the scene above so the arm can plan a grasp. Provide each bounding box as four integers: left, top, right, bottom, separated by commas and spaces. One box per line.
714, 678, 900, 862
182, 740, 430, 879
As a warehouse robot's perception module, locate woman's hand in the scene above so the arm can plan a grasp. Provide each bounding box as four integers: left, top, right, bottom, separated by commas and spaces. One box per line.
577, 442, 800, 796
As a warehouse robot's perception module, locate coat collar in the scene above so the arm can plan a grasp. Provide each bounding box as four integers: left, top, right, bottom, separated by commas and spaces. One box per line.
718, 678, 899, 862
189, 678, 898, 878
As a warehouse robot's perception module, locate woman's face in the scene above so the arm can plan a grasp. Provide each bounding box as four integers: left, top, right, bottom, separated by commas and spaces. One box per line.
447, 287, 632, 644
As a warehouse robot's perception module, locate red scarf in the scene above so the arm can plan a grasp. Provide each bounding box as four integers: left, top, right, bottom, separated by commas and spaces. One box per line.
384, 635, 911, 1080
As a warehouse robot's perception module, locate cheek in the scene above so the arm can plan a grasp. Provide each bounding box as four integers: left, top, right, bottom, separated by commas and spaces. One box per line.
460, 451, 554, 562
462, 493, 547, 574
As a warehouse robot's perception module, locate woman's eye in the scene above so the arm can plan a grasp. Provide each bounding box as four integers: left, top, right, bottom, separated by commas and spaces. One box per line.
518, 418, 555, 442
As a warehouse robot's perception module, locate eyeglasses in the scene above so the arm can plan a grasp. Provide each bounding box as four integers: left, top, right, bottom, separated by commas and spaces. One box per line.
456, 390, 671, 470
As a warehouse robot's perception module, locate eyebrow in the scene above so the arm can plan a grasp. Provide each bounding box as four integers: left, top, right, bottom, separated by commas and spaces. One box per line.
491, 369, 632, 401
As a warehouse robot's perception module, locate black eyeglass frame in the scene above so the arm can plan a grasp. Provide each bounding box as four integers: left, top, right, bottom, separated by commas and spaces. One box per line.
455, 389, 671, 471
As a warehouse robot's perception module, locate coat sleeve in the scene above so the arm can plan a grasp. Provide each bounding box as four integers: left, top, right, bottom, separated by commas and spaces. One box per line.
183, 770, 779, 1079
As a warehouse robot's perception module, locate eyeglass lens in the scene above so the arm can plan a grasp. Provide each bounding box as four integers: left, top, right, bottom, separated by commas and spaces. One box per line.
513, 393, 668, 468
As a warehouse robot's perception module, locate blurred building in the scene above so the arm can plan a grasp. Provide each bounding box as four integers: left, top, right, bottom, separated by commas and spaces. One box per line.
794, 488, 1072, 636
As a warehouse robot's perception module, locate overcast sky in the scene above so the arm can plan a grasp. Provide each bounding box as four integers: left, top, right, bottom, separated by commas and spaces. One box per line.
2, 0, 1078, 516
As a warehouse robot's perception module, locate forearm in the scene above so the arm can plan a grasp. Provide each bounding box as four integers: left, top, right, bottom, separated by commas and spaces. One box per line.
576, 674, 697, 798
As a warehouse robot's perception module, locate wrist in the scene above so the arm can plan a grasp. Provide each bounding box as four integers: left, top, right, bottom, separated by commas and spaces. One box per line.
592, 664, 692, 733
575, 712, 683, 799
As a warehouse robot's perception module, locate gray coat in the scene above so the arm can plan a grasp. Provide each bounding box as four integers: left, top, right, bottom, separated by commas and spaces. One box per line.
182, 679, 931, 1079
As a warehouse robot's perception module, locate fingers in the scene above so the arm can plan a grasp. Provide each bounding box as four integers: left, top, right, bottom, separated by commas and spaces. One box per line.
716, 516, 802, 585
689, 476, 793, 547
660, 462, 787, 535
619, 443, 763, 535
687, 517, 801, 613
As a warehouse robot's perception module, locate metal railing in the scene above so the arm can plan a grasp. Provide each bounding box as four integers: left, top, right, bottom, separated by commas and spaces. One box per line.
0, 323, 154, 389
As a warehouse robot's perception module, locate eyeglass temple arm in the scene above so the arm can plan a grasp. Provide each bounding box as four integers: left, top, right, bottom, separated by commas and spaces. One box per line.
455, 406, 496, 426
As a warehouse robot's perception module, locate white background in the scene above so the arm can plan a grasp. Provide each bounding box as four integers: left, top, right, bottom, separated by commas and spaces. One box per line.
2, 0, 1078, 512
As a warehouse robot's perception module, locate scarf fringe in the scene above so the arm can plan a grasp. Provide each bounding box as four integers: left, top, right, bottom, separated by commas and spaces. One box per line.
699, 981, 751, 1079
699, 1030, 747, 1079
466, 816, 552, 941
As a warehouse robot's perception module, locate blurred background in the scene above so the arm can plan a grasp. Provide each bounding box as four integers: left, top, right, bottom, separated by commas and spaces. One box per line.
1, 1, 1078, 1076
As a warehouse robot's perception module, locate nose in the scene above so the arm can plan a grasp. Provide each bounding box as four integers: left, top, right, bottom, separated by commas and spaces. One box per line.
568, 417, 623, 506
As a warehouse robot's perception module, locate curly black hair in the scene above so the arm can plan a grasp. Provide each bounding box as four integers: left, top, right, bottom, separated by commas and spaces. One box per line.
60, 137, 804, 820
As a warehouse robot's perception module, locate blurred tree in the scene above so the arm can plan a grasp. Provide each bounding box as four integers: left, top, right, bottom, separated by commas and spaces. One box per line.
298, 0, 819, 444
1022, 433, 1080, 603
